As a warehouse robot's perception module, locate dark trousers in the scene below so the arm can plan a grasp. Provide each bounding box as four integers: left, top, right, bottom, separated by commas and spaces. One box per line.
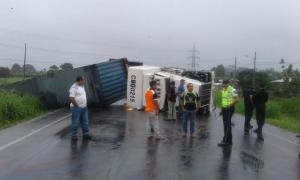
222, 106, 235, 143
256, 106, 266, 135
244, 105, 253, 130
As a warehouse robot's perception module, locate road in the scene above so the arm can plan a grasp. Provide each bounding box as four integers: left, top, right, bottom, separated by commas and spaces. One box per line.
0, 105, 299, 180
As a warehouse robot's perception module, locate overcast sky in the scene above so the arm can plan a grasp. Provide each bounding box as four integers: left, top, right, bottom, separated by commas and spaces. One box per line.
0, 0, 299, 71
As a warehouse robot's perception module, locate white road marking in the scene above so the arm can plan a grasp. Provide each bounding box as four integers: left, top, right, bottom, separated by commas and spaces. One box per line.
0, 114, 71, 152
264, 131, 300, 147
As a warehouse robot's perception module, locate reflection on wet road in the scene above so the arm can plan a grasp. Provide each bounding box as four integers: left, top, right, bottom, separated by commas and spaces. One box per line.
0, 105, 299, 180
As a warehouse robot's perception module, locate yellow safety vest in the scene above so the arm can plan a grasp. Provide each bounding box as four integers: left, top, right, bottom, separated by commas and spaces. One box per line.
221, 86, 234, 108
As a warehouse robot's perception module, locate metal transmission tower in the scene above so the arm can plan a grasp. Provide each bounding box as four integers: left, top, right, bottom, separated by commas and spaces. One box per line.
187, 44, 200, 71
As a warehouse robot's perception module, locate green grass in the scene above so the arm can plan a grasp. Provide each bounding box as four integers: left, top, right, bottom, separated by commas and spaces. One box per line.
0, 77, 28, 86
0, 91, 45, 129
214, 91, 300, 133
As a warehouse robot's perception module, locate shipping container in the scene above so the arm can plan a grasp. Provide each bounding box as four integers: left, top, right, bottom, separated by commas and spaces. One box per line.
0, 59, 128, 108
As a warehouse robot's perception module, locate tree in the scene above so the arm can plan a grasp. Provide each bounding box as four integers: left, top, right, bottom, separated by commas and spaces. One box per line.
11, 63, 22, 75
211, 64, 225, 78
237, 69, 272, 89
23, 64, 36, 76
60, 63, 73, 71
237, 69, 253, 89
0, 67, 11, 77
49, 65, 59, 71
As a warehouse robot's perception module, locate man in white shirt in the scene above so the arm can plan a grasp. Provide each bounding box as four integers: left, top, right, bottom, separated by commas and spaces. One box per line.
69, 76, 92, 141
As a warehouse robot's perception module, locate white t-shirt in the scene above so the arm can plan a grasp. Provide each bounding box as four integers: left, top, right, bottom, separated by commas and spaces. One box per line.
69, 83, 87, 108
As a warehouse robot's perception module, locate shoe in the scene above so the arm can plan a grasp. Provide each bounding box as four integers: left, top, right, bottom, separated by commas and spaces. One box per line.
83, 134, 93, 140
155, 135, 165, 140
257, 135, 264, 141
71, 136, 78, 141
296, 135, 300, 138
191, 134, 198, 139
218, 141, 230, 147
244, 130, 250, 135
253, 128, 258, 134
248, 124, 253, 130
147, 135, 153, 140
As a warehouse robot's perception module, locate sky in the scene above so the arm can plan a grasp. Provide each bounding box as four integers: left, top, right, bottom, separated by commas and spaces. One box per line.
0, 0, 299, 71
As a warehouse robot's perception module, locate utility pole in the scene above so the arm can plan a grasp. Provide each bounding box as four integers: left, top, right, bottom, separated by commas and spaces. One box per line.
253, 51, 256, 88
234, 57, 237, 79
187, 44, 200, 71
23, 43, 27, 79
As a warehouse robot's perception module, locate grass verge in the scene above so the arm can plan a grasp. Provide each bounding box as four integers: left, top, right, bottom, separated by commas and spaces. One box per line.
0, 77, 29, 86
0, 91, 45, 129
214, 91, 300, 134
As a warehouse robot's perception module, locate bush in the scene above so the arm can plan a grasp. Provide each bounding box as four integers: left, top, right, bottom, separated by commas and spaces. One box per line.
0, 67, 11, 78
0, 91, 45, 128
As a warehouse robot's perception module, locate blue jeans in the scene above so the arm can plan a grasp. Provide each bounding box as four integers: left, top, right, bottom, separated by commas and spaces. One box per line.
70, 107, 90, 137
183, 110, 196, 134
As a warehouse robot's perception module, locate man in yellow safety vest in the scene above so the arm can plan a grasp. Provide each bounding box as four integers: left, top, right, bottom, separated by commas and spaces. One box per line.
218, 80, 239, 147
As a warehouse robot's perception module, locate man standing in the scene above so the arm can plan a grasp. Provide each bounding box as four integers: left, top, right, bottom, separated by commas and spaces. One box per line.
253, 87, 269, 141
180, 83, 200, 138
145, 81, 164, 140
177, 79, 186, 119
218, 80, 239, 146
69, 76, 92, 141
243, 86, 255, 134
167, 81, 177, 121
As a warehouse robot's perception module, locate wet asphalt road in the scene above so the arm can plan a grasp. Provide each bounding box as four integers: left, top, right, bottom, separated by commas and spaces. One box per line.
0, 105, 299, 180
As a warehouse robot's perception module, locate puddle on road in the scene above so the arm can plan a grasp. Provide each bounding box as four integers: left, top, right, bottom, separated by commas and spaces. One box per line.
55, 116, 126, 151
240, 151, 264, 170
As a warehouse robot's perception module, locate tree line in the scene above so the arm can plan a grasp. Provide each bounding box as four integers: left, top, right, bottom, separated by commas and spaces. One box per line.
212, 64, 300, 98
0, 63, 74, 78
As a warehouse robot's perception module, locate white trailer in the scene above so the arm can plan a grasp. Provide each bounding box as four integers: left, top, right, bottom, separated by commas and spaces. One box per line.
127, 66, 214, 114
127, 66, 161, 110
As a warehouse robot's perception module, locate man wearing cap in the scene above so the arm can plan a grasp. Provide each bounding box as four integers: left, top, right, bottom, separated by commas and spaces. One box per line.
218, 80, 239, 146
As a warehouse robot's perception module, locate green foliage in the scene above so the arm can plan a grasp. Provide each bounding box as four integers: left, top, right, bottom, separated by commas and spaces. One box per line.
211, 64, 225, 78
0, 67, 11, 78
60, 63, 73, 71
273, 64, 300, 97
237, 69, 274, 89
214, 89, 300, 133
234, 96, 300, 133
0, 77, 29, 86
0, 91, 45, 129
11, 63, 22, 75
49, 65, 59, 71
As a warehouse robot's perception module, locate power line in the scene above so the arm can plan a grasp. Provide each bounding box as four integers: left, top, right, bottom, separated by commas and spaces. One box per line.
23, 43, 27, 78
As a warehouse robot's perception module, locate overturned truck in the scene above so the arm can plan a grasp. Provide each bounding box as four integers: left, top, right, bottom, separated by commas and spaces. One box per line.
0, 59, 129, 108
127, 66, 214, 115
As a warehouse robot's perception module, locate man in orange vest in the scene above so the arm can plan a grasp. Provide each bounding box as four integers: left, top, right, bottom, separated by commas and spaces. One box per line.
145, 81, 164, 140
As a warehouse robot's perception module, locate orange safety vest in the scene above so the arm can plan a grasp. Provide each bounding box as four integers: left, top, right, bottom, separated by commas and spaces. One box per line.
145, 89, 159, 112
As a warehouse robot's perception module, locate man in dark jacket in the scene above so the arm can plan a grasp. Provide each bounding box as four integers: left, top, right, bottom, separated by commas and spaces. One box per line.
243, 87, 255, 134
167, 81, 177, 120
253, 88, 269, 141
